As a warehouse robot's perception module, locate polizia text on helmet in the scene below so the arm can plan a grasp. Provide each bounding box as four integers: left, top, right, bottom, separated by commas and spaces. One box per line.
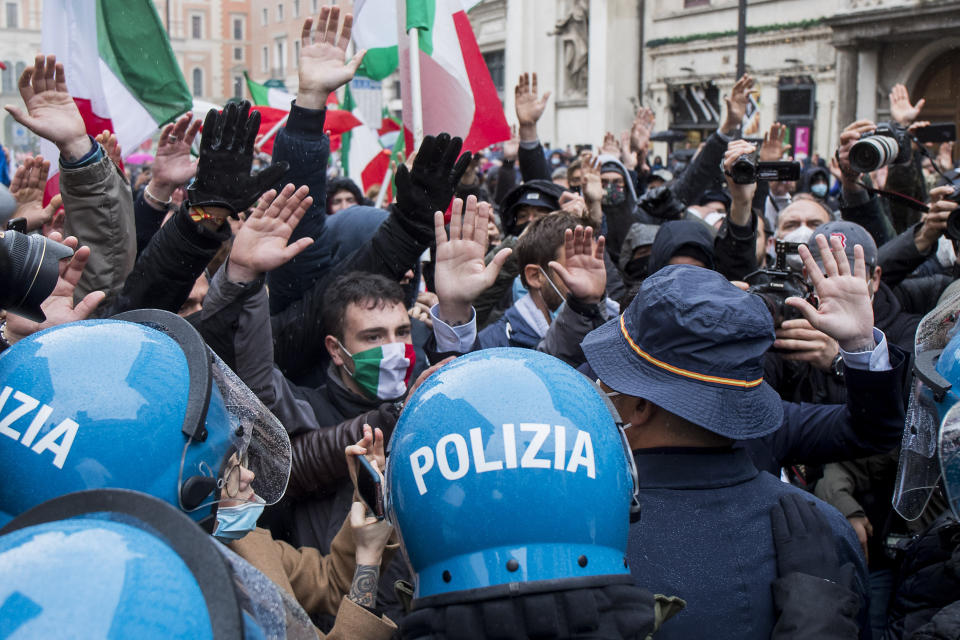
0, 387, 79, 469
409, 424, 596, 495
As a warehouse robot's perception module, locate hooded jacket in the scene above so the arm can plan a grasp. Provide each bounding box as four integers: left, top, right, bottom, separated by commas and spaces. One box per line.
797, 165, 839, 212
325, 177, 371, 215
597, 154, 642, 267
647, 219, 717, 276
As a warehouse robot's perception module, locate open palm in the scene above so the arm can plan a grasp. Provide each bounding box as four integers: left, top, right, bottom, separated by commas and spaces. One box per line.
786, 234, 874, 349
227, 184, 314, 282
4, 55, 85, 148
515, 72, 550, 126
434, 196, 510, 309
550, 226, 606, 304
299, 6, 365, 105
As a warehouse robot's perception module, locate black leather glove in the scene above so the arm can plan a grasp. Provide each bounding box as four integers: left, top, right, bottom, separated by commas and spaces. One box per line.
394, 133, 472, 243
187, 100, 289, 215
771, 494, 853, 587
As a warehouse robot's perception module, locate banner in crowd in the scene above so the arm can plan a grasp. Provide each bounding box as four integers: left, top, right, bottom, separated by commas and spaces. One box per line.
40, 0, 191, 201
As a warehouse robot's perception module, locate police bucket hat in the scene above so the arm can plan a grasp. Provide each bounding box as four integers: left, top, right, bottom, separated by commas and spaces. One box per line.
582, 264, 784, 440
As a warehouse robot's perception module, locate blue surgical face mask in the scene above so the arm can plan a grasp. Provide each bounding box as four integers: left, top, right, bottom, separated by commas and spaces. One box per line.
811, 183, 828, 198
214, 497, 265, 541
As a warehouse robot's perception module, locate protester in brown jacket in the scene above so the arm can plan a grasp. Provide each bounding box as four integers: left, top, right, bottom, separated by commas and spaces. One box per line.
226, 424, 398, 640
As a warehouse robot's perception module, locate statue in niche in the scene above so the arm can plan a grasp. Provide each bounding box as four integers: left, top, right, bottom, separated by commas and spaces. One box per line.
551, 0, 589, 98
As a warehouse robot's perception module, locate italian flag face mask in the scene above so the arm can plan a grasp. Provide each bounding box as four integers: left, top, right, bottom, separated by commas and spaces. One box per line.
339, 341, 417, 400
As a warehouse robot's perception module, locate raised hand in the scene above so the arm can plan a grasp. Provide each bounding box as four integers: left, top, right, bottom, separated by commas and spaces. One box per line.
786, 234, 875, 352
394, 133, 471, 243
4, 55, 90, 161
94, 130, 123, 169
889, 83, 925, 127
914, 186, 957, 253
503, 124, 519, 162
836, 119, 878, 186
722, 74, 754, 135
600, 131, 620, 156
149, 112, 202, 203
298, 4, 365, 109
189, 100, 289, 215
549, 225, 606, 304
616, 130, 637, 170
4, 233, 105, 344
630, 107, 655, 154
759, 122, 791, 162
937, 141, 955, 172
515, 72, 550, 142
345, 424, 393, 566
9, 156, 51, 231
226, 184, 314, 283
722, 139, 758, 225
434, 195, 512, 325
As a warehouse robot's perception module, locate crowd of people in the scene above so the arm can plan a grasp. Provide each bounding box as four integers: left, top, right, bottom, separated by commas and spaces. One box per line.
1, 4, 960, 639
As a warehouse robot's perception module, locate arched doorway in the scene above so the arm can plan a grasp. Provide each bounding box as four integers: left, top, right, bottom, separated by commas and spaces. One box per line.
913, 49, 960, 163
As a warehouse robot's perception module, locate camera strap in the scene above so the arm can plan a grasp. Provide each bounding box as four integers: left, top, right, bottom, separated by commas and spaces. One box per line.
855, 181, 930, 213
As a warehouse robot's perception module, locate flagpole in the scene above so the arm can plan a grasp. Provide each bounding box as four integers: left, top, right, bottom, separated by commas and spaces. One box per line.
407, 26, 424, 148
375, 164, 393, 208
254, 114, 289, 152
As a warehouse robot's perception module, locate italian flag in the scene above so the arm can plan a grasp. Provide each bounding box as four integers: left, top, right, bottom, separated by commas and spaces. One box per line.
353, 0, 509, 154
40, 0, 191, 200
245, 72, 363, 154
340, 84, 393, 194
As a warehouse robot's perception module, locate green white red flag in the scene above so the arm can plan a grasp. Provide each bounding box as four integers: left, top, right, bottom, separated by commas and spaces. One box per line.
352, 0, 510, 153
40, 0, 191, 201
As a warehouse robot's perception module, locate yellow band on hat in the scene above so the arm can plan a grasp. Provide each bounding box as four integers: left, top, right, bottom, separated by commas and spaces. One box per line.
619, 315, 764, 389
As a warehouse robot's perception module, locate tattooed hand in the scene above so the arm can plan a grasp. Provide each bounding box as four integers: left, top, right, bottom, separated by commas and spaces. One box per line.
347, 500, 393, 609
348, 563, 380, 609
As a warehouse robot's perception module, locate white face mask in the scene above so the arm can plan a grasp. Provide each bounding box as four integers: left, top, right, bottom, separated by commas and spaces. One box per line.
782, 226, 815, 245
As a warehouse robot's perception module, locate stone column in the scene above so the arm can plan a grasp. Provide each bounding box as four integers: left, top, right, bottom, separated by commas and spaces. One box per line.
856, 48, 878, 121
835, 46, 858, 138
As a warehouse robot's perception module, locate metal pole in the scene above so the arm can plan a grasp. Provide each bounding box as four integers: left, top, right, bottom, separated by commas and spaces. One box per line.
408, 27, 424, 148
736, 0, 747, 78
254, 114, 289, 151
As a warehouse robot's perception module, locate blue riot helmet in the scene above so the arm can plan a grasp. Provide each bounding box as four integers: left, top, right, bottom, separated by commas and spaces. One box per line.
386, 347, 640, 604
894, 291, 960, 521
0, 488, 316, 639
0, 309, 291, 528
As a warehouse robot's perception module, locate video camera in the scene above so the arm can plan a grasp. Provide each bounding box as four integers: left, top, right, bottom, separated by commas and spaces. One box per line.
744, 240, 816, 329
0, 218, 74, 322
637, 185, 686, 221
727, 152, 801, 185
945, 187, 960, 241
849, 122, 912, 174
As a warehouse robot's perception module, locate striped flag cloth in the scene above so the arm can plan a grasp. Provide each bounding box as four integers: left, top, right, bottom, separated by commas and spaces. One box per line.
353, 0, 510, 154
245, 72, 362, 153
40, 0, 191, 201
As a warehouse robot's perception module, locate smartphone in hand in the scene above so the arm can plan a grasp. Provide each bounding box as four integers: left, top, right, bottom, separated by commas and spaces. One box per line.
356, 455, 385, 520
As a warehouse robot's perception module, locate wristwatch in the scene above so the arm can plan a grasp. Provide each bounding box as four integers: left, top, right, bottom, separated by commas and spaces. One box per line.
830, 353, 844, 380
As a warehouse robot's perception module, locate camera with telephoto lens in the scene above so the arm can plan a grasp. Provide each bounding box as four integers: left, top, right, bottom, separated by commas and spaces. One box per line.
638, 185, 686, 220
727, 151, 802, 184
849, 122, 911, 174
0, 219, 74, 322
945, 187, 960, 241
744, 240, 816, 330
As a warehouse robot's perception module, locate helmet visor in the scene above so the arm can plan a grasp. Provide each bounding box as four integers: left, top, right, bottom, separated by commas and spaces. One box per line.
178, 352, 291, 512
940, 401, 960, 520
893, 379, 942, 520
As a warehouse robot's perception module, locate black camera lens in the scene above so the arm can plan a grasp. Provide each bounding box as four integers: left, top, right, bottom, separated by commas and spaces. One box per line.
849, 135, 899, 174
0, 230, 74, 322
729, 154, 757, 184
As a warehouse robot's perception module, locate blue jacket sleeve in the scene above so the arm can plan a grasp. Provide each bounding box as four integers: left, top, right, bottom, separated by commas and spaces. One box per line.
754, 343, 909, 474
266, 102, 333, 314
